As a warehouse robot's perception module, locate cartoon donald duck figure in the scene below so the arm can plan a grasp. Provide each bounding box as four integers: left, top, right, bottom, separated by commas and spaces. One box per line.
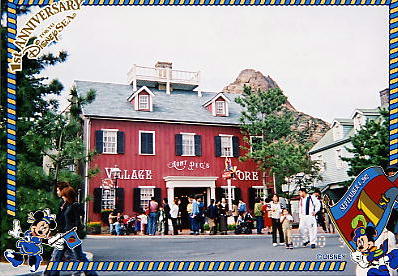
4, 209, 64, 272
351, 225, 398, 276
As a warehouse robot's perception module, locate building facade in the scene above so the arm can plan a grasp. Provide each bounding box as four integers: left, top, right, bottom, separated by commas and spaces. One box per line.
78, 62, 270, 223
308, 108, 381, 201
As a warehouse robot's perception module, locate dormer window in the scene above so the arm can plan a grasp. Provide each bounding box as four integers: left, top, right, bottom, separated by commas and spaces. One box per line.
332, 123, 343, 141
215, 101, 226, 115
127, 86, 155, 112
203, 92, 230, 117
354, 113, 365, 132
139, 94, 149, 110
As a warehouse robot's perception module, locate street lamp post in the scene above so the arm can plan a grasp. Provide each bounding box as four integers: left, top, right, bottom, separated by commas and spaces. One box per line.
110, 165, 121, 211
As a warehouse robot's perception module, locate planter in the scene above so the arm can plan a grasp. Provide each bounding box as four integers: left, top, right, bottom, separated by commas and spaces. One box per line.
86, 222, 101, 234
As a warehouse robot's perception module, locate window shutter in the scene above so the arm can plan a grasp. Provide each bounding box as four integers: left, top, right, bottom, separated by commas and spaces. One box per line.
214, 136, 222, 157
234, 187, 241, 201
248, 188, 256, 211
133, 188, 141, 212
215, 187, 223, 202
175, 134, 183, 156
232, 136, 240, 157
194, 135, 202, 156
115, 188, 124, 213
95, 130, 103, 154
154, 188, 162, 204
117, 131, 125, 154
93, 188, 102, 213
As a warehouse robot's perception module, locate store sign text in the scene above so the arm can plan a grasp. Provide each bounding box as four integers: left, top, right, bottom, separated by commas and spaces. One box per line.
167, 160, 210, 171
235, 170, 259, 181
104, 168, 153, 180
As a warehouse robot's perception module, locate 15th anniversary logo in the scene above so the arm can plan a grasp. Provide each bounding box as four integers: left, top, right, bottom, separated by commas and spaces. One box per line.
9, 0, 83, 72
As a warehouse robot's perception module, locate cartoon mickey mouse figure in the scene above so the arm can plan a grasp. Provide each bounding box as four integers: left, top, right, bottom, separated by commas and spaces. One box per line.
351, 225, 398, 276
4, 209, 64, 272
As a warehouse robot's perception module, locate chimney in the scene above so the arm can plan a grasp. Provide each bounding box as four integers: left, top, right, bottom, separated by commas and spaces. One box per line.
380, 88, 389, 109
155, 61, 172, 94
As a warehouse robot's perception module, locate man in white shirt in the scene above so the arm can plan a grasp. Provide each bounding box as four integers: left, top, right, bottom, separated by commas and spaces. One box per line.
298, 188, 321, 249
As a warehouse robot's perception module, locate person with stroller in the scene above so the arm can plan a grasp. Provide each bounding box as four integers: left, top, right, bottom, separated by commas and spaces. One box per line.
114, 217, 126, 235
235, 211, 254, 234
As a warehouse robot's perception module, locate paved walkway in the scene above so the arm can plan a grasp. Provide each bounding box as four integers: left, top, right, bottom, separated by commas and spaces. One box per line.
0, 252, 93, 276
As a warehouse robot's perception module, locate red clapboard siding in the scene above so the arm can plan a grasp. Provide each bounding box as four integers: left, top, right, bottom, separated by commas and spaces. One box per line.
87, 119, 271, 221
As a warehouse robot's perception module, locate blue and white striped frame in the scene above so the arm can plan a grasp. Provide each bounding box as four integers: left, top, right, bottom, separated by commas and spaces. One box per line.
4, 0, 394, 272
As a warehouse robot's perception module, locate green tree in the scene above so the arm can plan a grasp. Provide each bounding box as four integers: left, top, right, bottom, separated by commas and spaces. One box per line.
0, 7, 95, 255
235, 85, 319, 194
342, 109, 388, 177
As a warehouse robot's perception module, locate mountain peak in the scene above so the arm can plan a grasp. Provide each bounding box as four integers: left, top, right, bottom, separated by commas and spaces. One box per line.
222, 69, 330, 144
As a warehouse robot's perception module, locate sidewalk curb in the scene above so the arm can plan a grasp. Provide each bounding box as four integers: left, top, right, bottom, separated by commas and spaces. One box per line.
87, 233, 340, 239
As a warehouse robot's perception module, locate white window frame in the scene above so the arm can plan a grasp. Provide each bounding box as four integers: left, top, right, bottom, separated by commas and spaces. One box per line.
215, 101, 226, 115
253, 186, 267, 201
250, 136, 263, 153
336, 149, 343, 169
221, 186, 236, 201
139, 187, 155, 210
101, 188, 116, 210
180, 133, 195, 156
139, 130, 156, 155
102, 129, 118, 154
138, 94, 150, 110
220, 134, 233, 157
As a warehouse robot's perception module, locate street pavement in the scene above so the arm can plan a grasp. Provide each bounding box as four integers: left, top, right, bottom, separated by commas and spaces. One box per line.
0, 234, 354, 276
82, 233, 355, 276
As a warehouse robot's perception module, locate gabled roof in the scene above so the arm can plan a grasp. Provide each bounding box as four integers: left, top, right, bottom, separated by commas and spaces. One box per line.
127, 86, 155, 102
331, 118, 353, 127
202, 92, 231, 108
310, 109, 381, 155
351, 108, 379, 118
75, 80, 244, 126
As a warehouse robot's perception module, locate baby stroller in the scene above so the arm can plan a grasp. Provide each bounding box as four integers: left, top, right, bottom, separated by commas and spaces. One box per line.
127, 217, 137, 235
235, 213, 254, 235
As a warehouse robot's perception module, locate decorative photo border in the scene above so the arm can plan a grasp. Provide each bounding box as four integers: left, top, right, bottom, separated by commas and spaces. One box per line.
4, 0, 394, 272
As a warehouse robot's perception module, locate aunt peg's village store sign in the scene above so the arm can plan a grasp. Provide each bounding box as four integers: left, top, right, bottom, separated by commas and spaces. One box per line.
104, 162, 259, 181
167, 160, 259, 181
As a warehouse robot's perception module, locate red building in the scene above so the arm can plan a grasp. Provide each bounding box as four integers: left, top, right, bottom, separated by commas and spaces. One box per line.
78, 62, 272, 223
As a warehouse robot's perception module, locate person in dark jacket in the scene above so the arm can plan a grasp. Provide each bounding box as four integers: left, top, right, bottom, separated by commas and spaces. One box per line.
163, 198, 171, 235
218, 198, 229, 235
43, 183, 72, 276
48, 186, 98, 276
206, 199, 218, 235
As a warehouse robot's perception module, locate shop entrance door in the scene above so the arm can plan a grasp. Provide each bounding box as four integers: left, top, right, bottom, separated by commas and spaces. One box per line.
174, 187, 208, 229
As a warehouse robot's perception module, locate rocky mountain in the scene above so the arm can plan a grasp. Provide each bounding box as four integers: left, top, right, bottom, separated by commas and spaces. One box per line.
223, 69, 330, 145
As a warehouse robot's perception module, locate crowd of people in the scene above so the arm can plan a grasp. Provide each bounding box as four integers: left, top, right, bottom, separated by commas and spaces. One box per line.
105, 187, 334, 250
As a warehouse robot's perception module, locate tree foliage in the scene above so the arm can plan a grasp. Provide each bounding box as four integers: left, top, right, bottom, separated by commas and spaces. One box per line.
342, 109, 389, 177
235, 86, 320, 193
